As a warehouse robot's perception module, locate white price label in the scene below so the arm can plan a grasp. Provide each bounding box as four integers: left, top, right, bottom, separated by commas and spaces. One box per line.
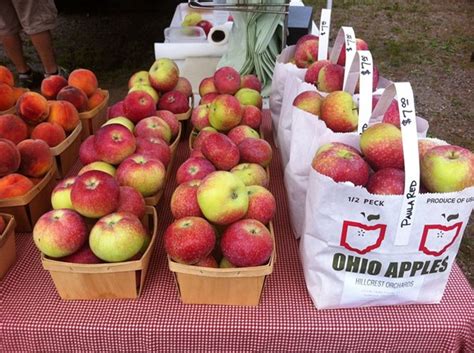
318, 9, 331, 61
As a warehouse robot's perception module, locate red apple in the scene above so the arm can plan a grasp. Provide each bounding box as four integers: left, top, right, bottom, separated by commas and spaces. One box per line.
148, 58, 179, 92
59, 243, 102, 264
134, 116, 171, 143
176, 157, 216, 184
135, 136, 171, 167
221, 219, 273, 267
294, 39, 318, 68
164, 216, 216, 264
312, 142, 370, 186
191, 104, 210, 131
360, 123, 404, 170
195, 254, 218, 268
367, 168, 405, 195
240, 74, 262, 93
156, 110, 180, 138
208, 94, 242, 131
94, 124, 136, 165
238, 138, 272, 167
202, 132, 240, 170
174, 77, 193, 97
116, 154, 166, 197
213, 66, 241, 95
51, 176, 76, 210
320, 91, 358, 133
373, 96, 400, 128
293, 90, 323, 116
33, 209, 88, 258
240, 105, 262, 130
336, 38, 369, 66
117, 186, 146, 219
71, 170, 120, 218
123, 91, 156, 123
245, 185, 276, 224
227, 125, 260, 146
157, 90, 189, 114
200, 92, 219, 105
304, 60, 330, 85
79, 135, 99, 165
231, 163, 268, 187
108, 100, 125, 119
171, 180, 203, 219
317, 64, 344, 93
296, 34, 319, 48
192, 127, 217, 151
199, 77, 218, 97
196, 20, 213, 36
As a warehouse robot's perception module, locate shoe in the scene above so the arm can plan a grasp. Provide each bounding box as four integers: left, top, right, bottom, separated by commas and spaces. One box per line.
18, 68, 43, 89
44, 66, 70, 80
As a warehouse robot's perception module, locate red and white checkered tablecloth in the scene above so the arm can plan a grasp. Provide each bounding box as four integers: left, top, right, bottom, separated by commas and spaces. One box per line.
2, 112, 473, 352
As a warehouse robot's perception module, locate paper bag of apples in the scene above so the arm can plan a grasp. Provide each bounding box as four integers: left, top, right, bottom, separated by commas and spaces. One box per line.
299, 82, 474, 309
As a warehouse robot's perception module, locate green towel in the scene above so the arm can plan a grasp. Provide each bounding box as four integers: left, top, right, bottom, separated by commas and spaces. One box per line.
218, 0, 286, 96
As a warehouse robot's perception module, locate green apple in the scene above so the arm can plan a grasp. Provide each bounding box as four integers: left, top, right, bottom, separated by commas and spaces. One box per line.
181, 12, 202, 27
234, 88, 263, 109
79, 161, 116, 177
89, 212, 147, 262
102, 116, 135, 132
197, 171, 249, 225
128, 71, 150, 89
421, 145, 474, 193
231, 163, 268, 187
51, 177, 76, 210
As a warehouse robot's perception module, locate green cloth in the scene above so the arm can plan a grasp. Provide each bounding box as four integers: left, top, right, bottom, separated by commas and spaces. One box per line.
218, 0, 285, 96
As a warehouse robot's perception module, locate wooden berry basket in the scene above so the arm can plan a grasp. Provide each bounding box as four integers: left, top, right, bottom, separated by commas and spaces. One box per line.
168, 221, 276, 306
0, 213, 16, 279
41, 206, 158, 300
0, 166, 57, 233
78, 90, 109, 141
144, 122, 182, 206
50, 122, 83, 179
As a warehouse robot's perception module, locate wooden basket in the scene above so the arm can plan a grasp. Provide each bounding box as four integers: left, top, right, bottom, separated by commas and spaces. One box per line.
144, 122, 182, 206
78, 90, 109, 141
50, 122, 83, 179
0, 213, 16, 279
0, 166, 57, 233
41, 206, 158, 300
168, 222, 276, 306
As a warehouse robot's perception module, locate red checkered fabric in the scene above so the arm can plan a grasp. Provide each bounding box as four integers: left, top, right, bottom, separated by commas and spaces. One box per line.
2, 112, 473, 352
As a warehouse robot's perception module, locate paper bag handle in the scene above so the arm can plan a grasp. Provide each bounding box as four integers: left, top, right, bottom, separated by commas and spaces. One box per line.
329, 26, 357, 91
343, 50, 374, 134
372, 82, 420, 246
317, 9, 331, 61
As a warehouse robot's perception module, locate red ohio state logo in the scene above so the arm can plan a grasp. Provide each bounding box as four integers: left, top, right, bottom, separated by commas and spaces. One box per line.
419, 222, 463, 257
340, 221, 387, 255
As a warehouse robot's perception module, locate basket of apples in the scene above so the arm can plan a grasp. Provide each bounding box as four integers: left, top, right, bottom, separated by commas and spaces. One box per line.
0, 213, 16, 279
40, 68, 109, 141
78, 106, 182, 206
300, 82, 474, 309
190, 66, 264, 150
36, 169, 158, 300
0, 136, 57, 232
109, 58, 193, 124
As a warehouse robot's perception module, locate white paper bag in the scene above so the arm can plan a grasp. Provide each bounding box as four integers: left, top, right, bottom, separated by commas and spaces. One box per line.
300, 82, 474, 309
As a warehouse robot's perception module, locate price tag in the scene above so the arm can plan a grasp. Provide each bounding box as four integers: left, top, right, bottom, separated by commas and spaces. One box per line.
357, 51, 373, 134
317, 9, 331, 61
330, 27, 357, 91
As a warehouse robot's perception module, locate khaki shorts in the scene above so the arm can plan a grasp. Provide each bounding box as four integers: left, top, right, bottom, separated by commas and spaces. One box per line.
0, 0, 57, 36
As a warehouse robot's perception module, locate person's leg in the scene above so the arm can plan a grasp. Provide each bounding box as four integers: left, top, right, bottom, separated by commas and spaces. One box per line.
1, 33, 29, 73
29, 30, 57, 74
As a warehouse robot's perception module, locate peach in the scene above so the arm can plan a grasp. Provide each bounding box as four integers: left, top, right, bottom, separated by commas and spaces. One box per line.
56, 85, 88, 112
68, 68, 98, 97
0, 83, 15, 111
31, 122, 66, 147
16, 91, 49, 124
0, 173, 34, 199
47, 100, 80, 132
41, 75, 68, 100
0, 114, 28, 144
0, 65, 14, 86
12, 87, 28, 103
17, 139, 54, 177
0, 138, 21, 176
87, 88, 107, 111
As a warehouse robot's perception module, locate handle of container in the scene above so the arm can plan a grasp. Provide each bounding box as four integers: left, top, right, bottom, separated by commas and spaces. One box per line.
329, 26, 356, 91
343, 50, 374, 134
317, 9, 331, 61
372, 82, 420, 246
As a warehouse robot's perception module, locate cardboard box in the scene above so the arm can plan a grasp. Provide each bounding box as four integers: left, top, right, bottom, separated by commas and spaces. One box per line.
0, 213, 16, 279
41, 206, 158, 300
